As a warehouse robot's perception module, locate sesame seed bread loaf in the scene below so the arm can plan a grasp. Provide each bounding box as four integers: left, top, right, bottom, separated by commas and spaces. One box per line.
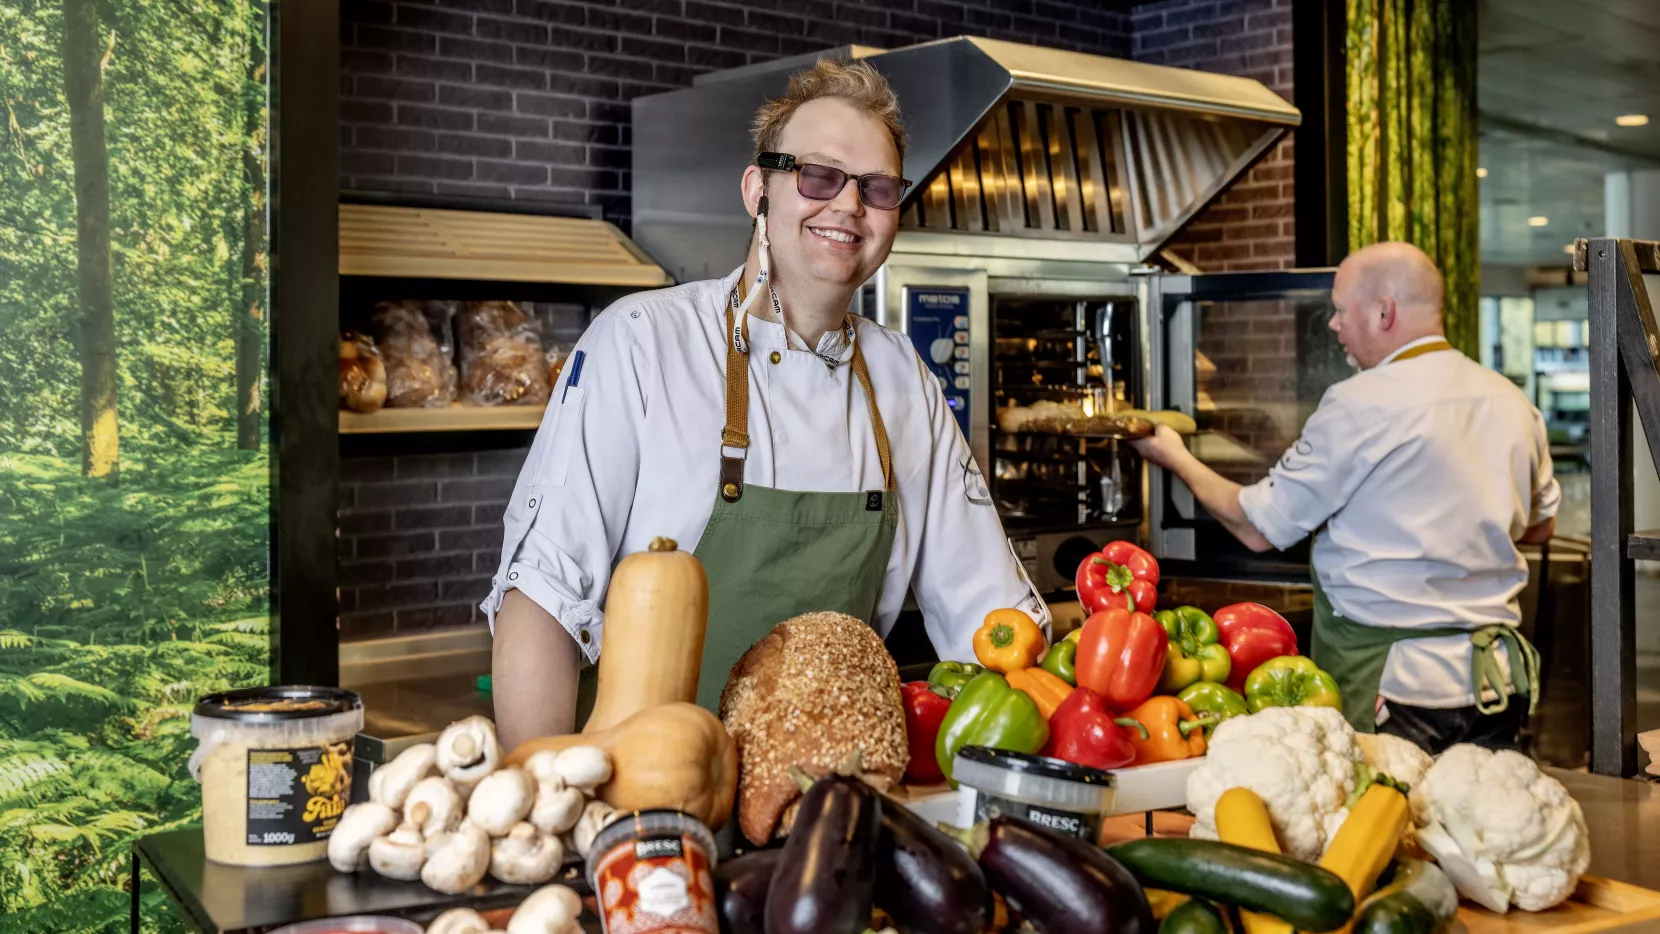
718, 611, 909, 846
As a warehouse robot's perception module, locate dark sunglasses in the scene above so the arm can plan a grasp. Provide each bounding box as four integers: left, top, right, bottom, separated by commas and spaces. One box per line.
756, 152, 912, 211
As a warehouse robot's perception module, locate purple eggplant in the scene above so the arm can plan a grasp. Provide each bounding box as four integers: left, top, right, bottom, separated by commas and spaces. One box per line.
765, 772, 881, 934
715, 849, 781, 934
875, 796, 993, 934
950, 815, 1154, 934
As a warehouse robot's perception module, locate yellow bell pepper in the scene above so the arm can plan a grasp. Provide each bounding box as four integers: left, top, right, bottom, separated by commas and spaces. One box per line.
1004, 667, 1074, 720
973, 608, 1045, 673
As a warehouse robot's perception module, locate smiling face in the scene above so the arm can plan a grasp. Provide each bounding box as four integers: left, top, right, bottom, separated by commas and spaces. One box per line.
741, 96, 902, 293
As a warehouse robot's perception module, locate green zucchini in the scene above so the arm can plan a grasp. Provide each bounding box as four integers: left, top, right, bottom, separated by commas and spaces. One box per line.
1108, 838, 1355, 933
1352, 891, 1438, 934
1160, 898, 1230, 934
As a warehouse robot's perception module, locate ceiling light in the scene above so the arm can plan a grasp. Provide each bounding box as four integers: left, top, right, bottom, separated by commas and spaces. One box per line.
1528, 216, 1549, 227
1476, 167, 1488, 178
1617, 114, 1649, 127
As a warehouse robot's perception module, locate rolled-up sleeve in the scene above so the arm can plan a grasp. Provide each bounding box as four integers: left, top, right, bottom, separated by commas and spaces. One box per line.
480, 312, 646, 665
1237, 390, 1379, 551
908, 356, 1049, 663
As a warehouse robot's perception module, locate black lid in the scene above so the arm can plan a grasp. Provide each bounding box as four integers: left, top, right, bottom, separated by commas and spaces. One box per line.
957, 746, 1115, 786
193, 685, 362, 722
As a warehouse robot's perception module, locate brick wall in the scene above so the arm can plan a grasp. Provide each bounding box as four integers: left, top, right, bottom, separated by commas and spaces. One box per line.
339, 0, 1133, 228
338, 449, 528, 640
1132, 0, 1294, 272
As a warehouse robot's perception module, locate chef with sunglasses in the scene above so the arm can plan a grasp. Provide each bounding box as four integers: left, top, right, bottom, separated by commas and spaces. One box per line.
485, 58, 1048, 747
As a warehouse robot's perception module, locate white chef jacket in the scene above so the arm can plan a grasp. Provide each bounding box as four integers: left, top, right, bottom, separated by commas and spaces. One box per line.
1237, 336, 1561, 709
482, 267, 1048, 666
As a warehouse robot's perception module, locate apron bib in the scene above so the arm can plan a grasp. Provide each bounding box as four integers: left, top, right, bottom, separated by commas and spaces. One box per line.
575, 285, 900, 724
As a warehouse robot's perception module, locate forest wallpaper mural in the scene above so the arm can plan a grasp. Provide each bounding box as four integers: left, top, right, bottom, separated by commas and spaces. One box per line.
0, 0, 272, 930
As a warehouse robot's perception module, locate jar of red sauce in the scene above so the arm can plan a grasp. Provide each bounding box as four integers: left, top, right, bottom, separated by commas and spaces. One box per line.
586, 809, 719, 934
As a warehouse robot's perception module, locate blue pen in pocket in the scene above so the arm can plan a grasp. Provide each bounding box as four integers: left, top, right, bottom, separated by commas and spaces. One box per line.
562, 350, 586, 403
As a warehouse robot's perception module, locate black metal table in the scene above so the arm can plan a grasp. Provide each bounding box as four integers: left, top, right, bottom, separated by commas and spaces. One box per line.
131, 830, 595, 934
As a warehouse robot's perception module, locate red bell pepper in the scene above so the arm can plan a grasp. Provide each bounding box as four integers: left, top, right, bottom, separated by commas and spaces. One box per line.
901, 681, 953, 783
1213, 602, 1299, 693
1075, 541, 1160, 614
1039, 686, 1148, 771
1073, 607, 1168, 712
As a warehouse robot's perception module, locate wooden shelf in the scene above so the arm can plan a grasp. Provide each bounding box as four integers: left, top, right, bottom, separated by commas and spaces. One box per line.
339, 203, 672, 287
339, 404, 545, 434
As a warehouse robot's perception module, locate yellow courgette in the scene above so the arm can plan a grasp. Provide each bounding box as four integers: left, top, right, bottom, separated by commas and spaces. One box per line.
1319, 783, 1410, 934
1213, 787, 1294, 934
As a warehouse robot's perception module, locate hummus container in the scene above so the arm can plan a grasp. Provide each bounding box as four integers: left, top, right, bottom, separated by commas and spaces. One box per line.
190, 686, 363, 867
953, 746, 1116, 843
587, 809, 719, 934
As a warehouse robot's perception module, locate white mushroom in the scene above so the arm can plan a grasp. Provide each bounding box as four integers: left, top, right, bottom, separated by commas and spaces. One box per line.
572, 799, 616, 859
489, 822, 565, 885
328, 801, 397, 873
368, 819, 426, 881
529, 780, 584, 836
506, 884, 584, 934
521, 750, 565, 789
422, 822, 491, 895
551, 746, 611, 794
368, 743, 437, 809
426, 907, 490, 934
436, 716, 502, 796
404, 776, 464, 837
467, 766, 536, 837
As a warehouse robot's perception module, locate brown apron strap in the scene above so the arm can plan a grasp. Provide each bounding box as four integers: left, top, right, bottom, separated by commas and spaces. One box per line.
1390, 338, 1456, 362
721, 281, 893, 499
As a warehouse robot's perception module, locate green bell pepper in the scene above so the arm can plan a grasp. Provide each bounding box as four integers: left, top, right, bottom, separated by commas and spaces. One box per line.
934, 672, 1049, 784
1243, 655, 1342, 712
1038, 639, 1077, 685
927, 660, 986, 699
1176, 681, 1249, 737
1155, 606, 1232, 693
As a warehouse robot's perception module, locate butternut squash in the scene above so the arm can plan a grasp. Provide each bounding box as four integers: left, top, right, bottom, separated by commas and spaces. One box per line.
585, 537, 708, 733
507, 702, 738, 831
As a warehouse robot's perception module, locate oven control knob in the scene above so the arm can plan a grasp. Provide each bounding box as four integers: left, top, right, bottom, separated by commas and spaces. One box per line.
1053, 536, 1102, 582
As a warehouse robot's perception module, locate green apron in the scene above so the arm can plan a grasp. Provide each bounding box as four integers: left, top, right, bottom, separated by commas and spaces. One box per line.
575, 284, 900, 724
1305, 336, 1540, 732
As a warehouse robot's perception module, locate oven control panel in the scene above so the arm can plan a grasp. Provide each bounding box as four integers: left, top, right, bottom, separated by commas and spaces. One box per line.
904, 286, 972, 439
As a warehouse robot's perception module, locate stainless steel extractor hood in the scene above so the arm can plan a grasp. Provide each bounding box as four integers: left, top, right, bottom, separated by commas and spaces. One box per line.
633, 36, 1300, 282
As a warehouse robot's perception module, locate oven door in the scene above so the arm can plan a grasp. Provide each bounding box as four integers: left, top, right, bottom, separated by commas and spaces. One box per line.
1142, 269, 1345, 579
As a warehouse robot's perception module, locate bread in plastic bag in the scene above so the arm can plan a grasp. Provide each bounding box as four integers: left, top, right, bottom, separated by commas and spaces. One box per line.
459, 301, 551, 406
339, 332, 387, 413
371, 300, 457, 408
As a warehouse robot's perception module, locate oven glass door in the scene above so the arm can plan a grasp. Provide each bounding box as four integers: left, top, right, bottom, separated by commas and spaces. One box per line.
1145, 269, 1345, 578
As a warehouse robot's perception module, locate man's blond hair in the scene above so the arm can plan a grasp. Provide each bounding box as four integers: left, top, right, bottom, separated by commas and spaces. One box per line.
751, 58, 907, 166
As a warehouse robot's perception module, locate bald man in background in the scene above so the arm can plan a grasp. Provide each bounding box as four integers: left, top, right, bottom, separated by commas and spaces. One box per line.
1134, 242, 1559, 753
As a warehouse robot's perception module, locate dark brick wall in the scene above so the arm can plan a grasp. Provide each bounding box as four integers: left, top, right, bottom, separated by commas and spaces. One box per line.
338, 449, 529, 640
1132, 0, 1294, 271
340, 0, 1133, 227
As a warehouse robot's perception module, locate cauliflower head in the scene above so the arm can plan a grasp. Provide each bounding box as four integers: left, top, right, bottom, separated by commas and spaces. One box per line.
1354, 732, 1433, 827
1185, 706, 1363, 860
1416, 744, 1590, 913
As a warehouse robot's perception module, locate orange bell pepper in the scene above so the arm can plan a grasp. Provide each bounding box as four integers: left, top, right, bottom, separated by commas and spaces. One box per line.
1004, 667, 1075, 720
1123, 695, 1209, 764
973, 608, 1045, 673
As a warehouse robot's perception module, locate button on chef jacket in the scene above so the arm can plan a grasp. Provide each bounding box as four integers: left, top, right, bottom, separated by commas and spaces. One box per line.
1236, 336, 1561, 709
482, 268, 1049, 666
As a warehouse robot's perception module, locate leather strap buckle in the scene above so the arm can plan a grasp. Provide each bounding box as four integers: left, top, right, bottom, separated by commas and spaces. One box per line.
720, 455, 745, 502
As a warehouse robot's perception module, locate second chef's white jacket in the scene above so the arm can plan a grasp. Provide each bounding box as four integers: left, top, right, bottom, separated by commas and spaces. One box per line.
1237, 336, 1561, 711
482, 267, 1049, 665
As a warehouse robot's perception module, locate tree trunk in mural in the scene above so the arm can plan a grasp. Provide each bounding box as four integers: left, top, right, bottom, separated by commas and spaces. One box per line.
1346, 0, 1478, 356
236, 8, 267, 451
62, 0, 119, 480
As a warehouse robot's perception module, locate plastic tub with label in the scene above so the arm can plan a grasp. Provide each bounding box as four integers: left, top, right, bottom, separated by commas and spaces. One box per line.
190, 686, 363, 867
